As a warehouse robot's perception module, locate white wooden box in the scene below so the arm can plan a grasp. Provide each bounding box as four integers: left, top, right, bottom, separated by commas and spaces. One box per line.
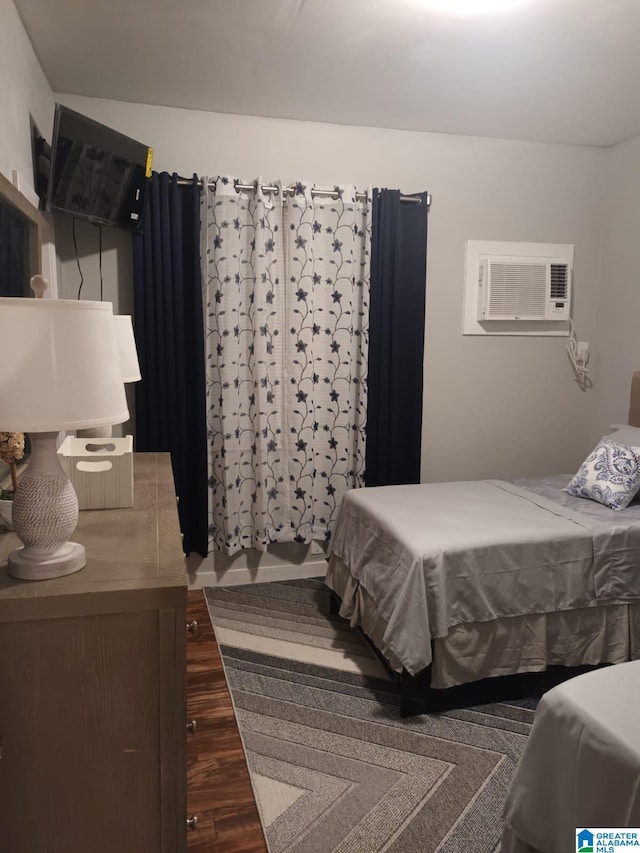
58, 435, 133, 510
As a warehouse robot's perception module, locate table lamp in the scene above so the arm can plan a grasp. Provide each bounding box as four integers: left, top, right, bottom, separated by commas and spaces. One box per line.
0, 276, 128, 580
114, 315, 142, 384
77, 314, 141, 439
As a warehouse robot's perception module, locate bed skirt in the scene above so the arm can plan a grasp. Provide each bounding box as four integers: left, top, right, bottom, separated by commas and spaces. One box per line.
326, 555, 640, 689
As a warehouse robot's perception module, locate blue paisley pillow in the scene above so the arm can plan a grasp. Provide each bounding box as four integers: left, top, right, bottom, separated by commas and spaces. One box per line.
565, 438, 640, 510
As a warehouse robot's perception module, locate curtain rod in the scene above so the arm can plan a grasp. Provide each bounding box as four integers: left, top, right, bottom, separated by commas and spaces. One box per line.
175, 177, 430, 206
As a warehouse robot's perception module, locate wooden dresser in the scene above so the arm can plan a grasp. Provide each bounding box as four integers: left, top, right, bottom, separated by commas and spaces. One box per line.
0, 453, 187, 853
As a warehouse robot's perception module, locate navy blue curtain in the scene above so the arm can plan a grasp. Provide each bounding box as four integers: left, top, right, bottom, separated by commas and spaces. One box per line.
132, 172, 208, 556
365, 189, 429, 486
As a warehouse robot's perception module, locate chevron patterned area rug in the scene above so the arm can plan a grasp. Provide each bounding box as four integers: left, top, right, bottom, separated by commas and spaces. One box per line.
204, 578, 535, 853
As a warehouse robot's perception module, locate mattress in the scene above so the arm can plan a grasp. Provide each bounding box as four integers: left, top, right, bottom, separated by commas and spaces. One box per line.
327, 475, 640, 681
502, 661, 640, 853
327, 554, 640, 687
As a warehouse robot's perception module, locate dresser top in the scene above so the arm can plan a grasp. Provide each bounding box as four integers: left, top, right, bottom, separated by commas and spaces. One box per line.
0, 453, 186, 620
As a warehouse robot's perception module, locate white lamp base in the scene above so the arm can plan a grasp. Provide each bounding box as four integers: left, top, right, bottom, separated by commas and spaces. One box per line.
8, 542, 86, 581
10, 432, 86, 582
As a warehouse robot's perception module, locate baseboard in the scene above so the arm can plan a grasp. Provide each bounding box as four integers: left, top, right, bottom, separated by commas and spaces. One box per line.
187, 559, 328, 589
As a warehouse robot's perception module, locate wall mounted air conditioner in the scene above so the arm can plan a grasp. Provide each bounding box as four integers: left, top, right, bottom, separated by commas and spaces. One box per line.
477, 256, 571, 322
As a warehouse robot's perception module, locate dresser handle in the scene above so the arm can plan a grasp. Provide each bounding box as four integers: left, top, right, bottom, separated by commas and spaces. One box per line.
187, 719, 197, 734
187, 815, 198, 831
186, 620, 198, 635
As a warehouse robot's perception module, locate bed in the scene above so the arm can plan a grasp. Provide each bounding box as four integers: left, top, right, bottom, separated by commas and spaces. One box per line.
326, 373, 640, 709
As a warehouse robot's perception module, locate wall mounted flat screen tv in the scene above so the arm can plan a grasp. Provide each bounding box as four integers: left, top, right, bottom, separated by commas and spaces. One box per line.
47, 104, 152, 231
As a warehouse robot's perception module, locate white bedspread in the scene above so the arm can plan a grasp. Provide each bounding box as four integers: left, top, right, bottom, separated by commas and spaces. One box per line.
329, 477, 640, 676
502, 661, 640, 853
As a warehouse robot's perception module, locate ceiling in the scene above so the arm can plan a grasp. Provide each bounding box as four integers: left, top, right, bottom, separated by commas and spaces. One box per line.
13, 0, 640, 147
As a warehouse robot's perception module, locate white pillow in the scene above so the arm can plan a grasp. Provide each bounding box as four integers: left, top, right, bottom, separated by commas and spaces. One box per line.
606, 424, 640, 446
565, 438, 640, 510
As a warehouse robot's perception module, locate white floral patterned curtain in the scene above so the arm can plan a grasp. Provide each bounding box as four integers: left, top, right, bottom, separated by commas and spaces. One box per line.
283, 182, 370, 543
202, 177, 370, 555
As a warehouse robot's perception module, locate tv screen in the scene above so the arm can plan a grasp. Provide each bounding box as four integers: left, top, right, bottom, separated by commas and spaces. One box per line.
47, 104, 152, 231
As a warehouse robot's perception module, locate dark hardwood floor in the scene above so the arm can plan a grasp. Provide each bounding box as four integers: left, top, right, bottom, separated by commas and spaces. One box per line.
186, 590, 268, 853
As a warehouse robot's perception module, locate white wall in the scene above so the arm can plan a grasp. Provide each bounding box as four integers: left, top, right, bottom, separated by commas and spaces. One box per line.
0, 0, 53, 192
54, 93, 606, 584
588, 135, 640, 448
54, 216, 136, 435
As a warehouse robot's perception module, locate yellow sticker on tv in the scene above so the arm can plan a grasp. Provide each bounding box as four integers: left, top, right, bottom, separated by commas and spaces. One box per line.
145, 148, 153, 178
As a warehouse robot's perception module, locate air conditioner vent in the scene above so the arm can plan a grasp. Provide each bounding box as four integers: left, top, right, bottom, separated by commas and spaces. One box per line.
477, 256, 571, 322
550, 264, 569, 300
487, 262, 546, 319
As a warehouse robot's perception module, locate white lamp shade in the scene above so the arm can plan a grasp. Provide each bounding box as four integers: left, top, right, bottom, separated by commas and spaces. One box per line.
114, 315, 142, 383
0, 298, 129, 432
